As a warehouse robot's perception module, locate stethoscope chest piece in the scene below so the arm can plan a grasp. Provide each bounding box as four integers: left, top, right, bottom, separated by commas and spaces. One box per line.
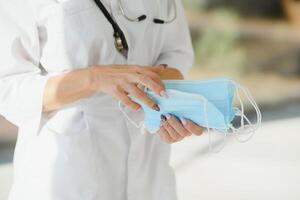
94, 0, 129, 57
114, 35, 124, 52
113, 32, 128, 57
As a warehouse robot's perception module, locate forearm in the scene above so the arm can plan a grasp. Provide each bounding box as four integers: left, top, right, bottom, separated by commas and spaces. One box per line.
43, 68, 94, 112
42, 66, 182, 112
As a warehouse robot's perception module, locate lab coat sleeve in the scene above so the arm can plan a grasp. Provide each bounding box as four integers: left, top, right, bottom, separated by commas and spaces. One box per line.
155, 0, 194, 78
0, 1, 50, 135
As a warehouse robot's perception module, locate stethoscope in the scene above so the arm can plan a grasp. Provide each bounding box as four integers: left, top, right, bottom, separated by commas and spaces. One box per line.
118, 0, 177, 24
94, 0, 178, 58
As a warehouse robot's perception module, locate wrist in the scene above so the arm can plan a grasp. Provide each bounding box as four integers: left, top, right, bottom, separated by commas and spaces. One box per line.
87, 66, 100, 92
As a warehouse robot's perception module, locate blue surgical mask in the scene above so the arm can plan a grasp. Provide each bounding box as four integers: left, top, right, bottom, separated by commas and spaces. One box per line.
135, 89, 232, 133
119, 78, 261, 151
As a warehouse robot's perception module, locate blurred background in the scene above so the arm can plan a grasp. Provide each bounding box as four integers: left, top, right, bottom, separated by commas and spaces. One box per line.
1, 0, 300, 199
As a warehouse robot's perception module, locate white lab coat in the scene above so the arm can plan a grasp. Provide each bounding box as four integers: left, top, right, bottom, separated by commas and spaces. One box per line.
0, 0, 193, 199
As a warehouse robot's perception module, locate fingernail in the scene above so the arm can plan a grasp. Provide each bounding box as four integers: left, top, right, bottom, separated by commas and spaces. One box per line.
160, 114, 167, 122
180, 117, 187, 125
153, 104, 160, 111
160, 90, 169, 98
166, 114, 171, 119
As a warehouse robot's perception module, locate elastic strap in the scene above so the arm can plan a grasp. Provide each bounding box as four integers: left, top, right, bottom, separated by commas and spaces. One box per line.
118, 101, 144, 128
118, 101, 149, 135
230, 81, 262, 142
201, 98, 227, 153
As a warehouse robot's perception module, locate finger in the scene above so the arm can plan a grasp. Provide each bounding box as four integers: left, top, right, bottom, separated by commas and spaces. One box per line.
131, 74, 165, 96
133, 66, 168, 98
181, 118, 204, 136
131, 64, 166, 73
126, 66, 164, 93
166, 114, 191, 137
147, 64, 167, 73
134, 68, 164, 86
161, 115, 183, 141
124, 84, 160, 111
108, 65, 166, 97
114, 90, 140, 110
106, 64, 166, 74
158, 126, 175, 144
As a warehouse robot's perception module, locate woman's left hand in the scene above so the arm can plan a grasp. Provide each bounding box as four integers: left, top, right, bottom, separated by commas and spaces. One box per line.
158, 114, 204, 144
156, 66, 204, 143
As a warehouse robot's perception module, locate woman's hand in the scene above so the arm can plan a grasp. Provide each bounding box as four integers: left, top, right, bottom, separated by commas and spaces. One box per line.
42, 63, 181, 112
158, 114, 204, 144
154, 67, 204, 143
90, 64, 168, 111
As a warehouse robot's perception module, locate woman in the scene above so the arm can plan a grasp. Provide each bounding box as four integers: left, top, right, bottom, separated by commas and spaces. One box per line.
0, 0, 203, 199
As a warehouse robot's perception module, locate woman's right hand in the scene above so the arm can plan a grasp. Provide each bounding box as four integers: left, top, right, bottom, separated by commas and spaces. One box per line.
89, 64, 167, 111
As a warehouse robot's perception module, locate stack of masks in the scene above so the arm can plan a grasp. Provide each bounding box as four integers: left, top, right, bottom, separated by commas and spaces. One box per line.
119, 78, 261, 152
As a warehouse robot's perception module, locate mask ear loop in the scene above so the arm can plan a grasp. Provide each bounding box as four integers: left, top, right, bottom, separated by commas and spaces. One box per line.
204, 101, 212, 152
230, 81, 262, 142
118, 101, 147, 134
233, 107, 254, 134
203, 99, 227, 153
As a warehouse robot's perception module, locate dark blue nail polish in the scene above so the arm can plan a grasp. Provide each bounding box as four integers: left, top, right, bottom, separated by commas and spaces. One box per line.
160, 114, 167, 122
